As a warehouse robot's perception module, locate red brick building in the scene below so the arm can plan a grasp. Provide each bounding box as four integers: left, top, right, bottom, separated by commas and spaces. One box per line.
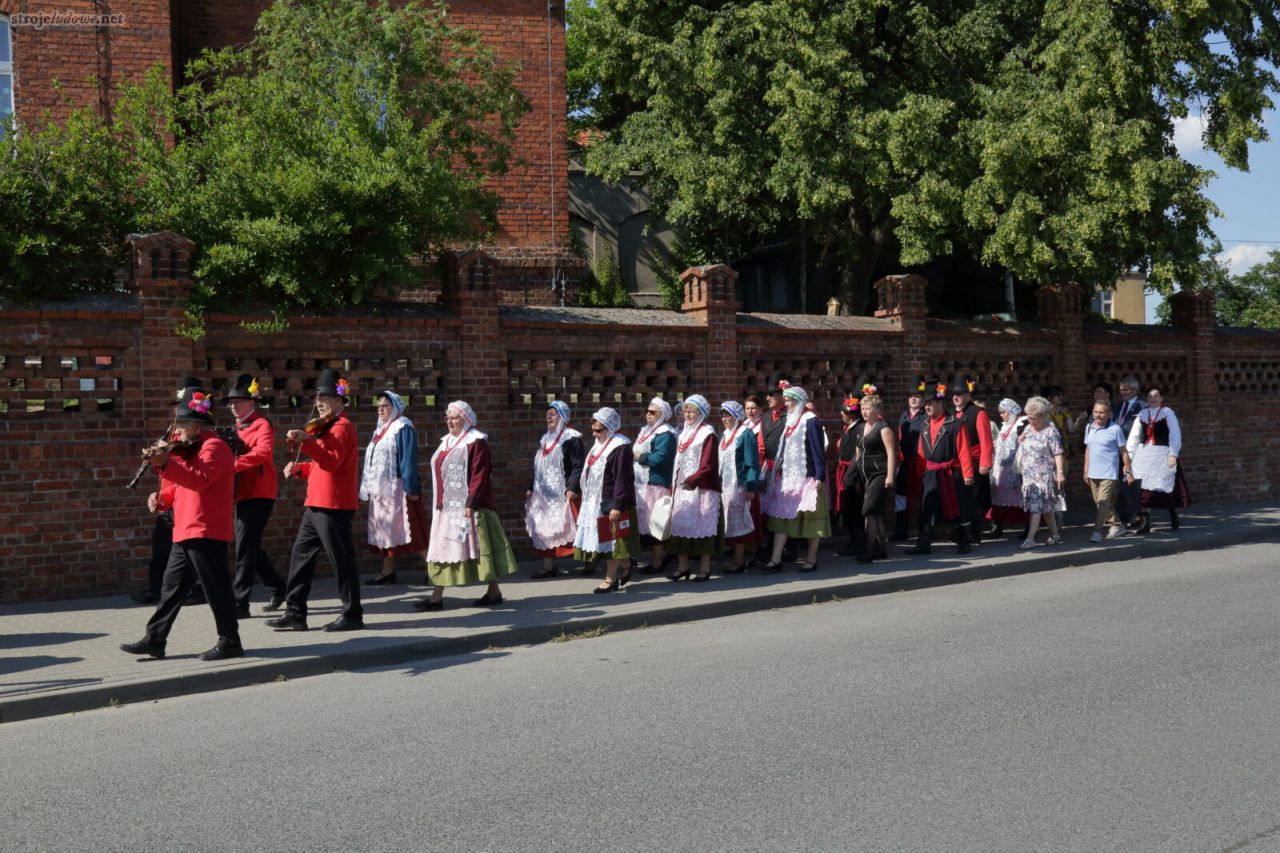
0, 0, 573, 297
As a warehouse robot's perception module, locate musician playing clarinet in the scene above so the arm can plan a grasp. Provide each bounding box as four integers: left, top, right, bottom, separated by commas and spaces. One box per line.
119, 383, 243, 661
267, 369, 364, 632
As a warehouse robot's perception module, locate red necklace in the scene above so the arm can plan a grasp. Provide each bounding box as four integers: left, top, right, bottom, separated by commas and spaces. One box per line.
541, 425, 566, 456
372, 414, 400, 444
783, 413, 805, 441
586, 436, 614, 468
678, 424, 704, 453
442, 426, 470, 455
1144, 406, 1162, 444
720, 424, 742, 451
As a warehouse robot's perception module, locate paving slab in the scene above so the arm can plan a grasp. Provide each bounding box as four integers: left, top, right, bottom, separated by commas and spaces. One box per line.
2, 502, 1277, 724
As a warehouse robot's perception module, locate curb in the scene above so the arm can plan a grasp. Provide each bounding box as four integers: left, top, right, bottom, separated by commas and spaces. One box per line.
3, 524, 1276, 724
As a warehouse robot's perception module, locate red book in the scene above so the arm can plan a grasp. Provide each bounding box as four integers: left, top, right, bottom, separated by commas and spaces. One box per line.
596, 514, 632, 543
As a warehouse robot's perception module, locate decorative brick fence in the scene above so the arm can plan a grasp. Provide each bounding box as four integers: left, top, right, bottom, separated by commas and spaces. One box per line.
1, 233, 1274, 602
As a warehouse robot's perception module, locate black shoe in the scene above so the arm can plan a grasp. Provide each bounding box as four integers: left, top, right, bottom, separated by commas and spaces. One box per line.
473, 593, 504, 607
412, 597, 444, 611
199, 641, 245, 661
855, 554, 875, 564
723, 563, 748, 574
120, 638, 165, 659
691, 572, 711, 583
262, 590, 286, 612
1134, 514, 1152, 535
323, 615, 364, 632
758, 561, 783, 574
909, 541, 932, 555
593, 579, 618, 594
957, 540, 972, 555
266, 613, 309, 631
366, 572, 397, 586
129, 590, 160, 605
529, 566, 557, 579
635, 562, 662, 575
875, 542, 889, 560
797, 561, 818, 573
666, 567, 692, 581
836, 543, 860, 557
619, 565, 633, 587
1169, 508, 1180, 531
579, 561, 599, 576
234, 603, 251, 620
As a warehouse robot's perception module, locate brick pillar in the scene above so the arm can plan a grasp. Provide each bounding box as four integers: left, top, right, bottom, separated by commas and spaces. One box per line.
126, 232, 197, 434
874, 273, 928, 396
1036, 283, 1088, 398
1169, 291, 1218, 404
680, 264, 740, 404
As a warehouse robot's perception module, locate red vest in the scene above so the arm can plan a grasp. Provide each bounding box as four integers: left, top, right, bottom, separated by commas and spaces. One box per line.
233, 412, 278, 502
294, 413, 359, 510
157, 432, 236, 542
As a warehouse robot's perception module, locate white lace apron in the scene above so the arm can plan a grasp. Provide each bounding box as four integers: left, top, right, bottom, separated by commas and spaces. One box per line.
361, 416, 412, 549
633, 422, 672, 531
763, 411, 819, 520
574, 435, 626, 554
525, 427, 580, 550
1129, 410, 1178, 493
427, 430, 484, 563
670, 424, 721, 539
719, 426, 754, 538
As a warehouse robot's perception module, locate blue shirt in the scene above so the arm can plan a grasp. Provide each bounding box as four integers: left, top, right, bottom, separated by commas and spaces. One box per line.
1083, 421, 1127, 479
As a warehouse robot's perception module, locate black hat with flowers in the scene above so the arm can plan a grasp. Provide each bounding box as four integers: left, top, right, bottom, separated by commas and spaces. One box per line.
314, 368, 350, 402
925, 379, 949, 400
174, 386, 215, 425
170, 375, 203, 406
224, 373, 262, 402
952, 374, 977, 395
909, 376, 927, 398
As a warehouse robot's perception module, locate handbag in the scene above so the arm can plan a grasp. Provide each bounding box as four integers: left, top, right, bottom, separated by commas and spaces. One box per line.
648, 494, 673, 540
597, 513, 633, 543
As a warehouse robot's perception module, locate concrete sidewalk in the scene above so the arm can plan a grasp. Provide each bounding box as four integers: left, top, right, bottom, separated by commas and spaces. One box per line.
3, 502, 1277, 724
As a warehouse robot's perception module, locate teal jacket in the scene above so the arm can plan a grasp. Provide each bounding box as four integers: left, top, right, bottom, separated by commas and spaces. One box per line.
636, 430, 676, 488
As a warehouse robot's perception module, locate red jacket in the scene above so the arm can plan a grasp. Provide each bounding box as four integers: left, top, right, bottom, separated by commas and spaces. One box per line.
292, 412, 358, 510
233, 411, 278, 502
155, 432, 235, 542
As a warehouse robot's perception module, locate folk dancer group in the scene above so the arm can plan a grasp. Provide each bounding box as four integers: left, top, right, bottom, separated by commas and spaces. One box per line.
122, 369, 1192, 661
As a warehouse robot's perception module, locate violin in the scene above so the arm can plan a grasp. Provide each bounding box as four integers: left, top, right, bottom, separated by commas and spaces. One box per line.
140, 437, 199, 463
304, 412, 339, 436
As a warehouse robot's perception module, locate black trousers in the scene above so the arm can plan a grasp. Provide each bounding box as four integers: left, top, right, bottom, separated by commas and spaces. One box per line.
145, 538, 241, 647
284, 507, 362, 620
920, 470, 966, 529
955, 477, 980, 530
840, 479, 866, 546
232, 498, 285, 607
146, 512, 174, 595
1115, 477, 1141, 522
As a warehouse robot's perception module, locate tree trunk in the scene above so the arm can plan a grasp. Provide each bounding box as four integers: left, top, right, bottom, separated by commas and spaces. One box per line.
836, 210, 894, 315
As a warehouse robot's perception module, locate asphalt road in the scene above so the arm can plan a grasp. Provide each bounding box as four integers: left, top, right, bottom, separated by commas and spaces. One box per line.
3, 542, 1280, 852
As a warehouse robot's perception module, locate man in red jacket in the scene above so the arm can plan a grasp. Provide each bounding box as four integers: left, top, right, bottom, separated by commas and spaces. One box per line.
951, 374, 994, 542
268, 368, 364, 632
120, 385, 243, 661
224, 373, 286, 617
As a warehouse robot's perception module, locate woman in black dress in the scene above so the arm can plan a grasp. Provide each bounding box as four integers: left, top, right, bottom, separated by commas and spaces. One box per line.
855, 390, 898, 563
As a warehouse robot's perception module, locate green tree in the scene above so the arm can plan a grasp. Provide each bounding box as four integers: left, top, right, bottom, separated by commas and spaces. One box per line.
1159, 251, 1280, 327
125, 0, 527, 318
0, 109, 138, 301
571, 0, 1280, 313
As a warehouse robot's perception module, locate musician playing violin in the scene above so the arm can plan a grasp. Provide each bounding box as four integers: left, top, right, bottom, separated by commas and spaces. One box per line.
119, 384, 244, 662
268, 368, 364, 632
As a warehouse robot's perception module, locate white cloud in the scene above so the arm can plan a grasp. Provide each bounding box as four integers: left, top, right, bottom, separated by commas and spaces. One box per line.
1218, 243, 1273, 275
1172, 114, 1207, 156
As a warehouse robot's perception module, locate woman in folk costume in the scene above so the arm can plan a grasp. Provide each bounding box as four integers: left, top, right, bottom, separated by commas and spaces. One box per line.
361, 391, 429, 585
574, 407, 641, 593
665, 395, 723, 582
761, 385, 830, 573
631, 396, 677, 574
854, 388, 898, 564
526, 401, 585, 579
417, 401, 518, 611
719, 400, 761, 574
742, 393, 769, 562
1124, 387, 1192, 534
987, 398, 1030, 538
833, 392, 865, 557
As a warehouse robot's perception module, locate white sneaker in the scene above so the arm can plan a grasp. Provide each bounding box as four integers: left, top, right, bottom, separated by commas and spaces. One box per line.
1106, 526, 1124, 539
1089, 531, 1103, 543
1019, 539, 1037, 550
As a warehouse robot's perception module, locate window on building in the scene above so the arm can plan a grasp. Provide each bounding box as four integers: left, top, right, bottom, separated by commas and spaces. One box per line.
0, 15, 13, 129
1091, 289, 1115, 319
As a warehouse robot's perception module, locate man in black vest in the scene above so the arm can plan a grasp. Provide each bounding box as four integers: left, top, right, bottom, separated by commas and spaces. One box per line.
1114, 375, 1147, 526
911, 381, 975, 554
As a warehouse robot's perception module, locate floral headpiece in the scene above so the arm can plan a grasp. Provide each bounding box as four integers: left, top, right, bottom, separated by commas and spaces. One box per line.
966, 378, 976, 393
935, 382, 948, 399
777, 379, 791, 390
861, 383, 878, 397
335, 377, 349, 397
247, 378, 260, 397
188, 391, 212, 414
844, 396, 860, 410
916, 378, 927, 394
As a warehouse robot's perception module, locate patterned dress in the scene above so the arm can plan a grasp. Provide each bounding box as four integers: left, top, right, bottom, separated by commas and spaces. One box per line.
1018, 425, 1065, 514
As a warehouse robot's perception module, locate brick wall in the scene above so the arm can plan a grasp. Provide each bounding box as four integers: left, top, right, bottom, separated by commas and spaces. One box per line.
2, 251, 1275, 603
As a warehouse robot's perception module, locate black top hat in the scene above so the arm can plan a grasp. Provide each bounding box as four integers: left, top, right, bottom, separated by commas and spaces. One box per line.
765, 373, 793, 397
909, 376, 927, 397
952, 374, 976, 395
174, 386, 215, 425
314, 368, 350, 401
170, 375, 203, 406
224, 373, 261, 402
925, 379, 949, 400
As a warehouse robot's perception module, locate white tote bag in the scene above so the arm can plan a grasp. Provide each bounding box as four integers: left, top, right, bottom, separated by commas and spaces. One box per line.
648, 493, 673, 540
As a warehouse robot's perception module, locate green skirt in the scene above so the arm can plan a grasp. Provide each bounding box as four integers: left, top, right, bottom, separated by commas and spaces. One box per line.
428, 508, 519, 587
574, 508, 640, 563
668, 512, 725, 557
766, 484, 832, 540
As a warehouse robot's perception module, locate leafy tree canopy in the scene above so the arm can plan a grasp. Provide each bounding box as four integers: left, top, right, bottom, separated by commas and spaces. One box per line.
1157, 251, 1280, 327
570, 0, 1280, 312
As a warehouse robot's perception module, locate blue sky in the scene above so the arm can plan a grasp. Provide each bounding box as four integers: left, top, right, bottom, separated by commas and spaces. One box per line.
1154, 106, 1280, 320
